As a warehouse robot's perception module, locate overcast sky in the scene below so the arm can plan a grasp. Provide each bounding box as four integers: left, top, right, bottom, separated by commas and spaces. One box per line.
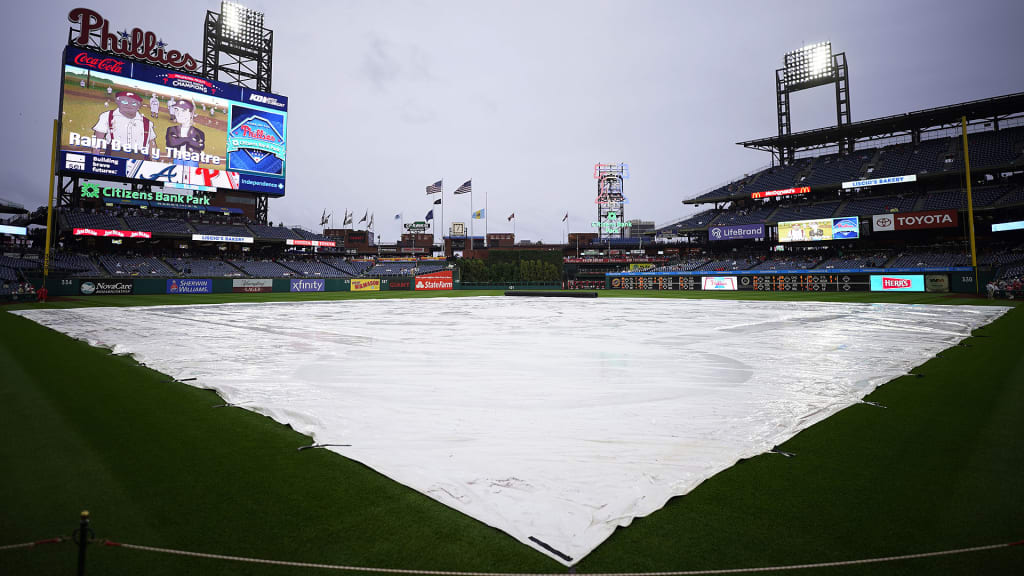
4, 0, 1024, 242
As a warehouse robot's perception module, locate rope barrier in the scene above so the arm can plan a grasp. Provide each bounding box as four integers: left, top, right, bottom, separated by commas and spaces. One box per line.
101, 538, 1023, 575
0, 536, 68, 552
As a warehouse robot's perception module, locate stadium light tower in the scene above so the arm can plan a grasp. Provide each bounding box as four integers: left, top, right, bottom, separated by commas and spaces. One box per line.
202, 1, 274, 92
202, 1, 275, 223
776, 41, 852, 164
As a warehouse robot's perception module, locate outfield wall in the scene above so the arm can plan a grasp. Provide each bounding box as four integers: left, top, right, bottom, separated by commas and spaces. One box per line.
31, 276, 434, 297
604, 269, 989, 293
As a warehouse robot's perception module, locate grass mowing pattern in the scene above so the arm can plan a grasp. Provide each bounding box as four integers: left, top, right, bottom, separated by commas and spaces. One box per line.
1, 290, 1022, 575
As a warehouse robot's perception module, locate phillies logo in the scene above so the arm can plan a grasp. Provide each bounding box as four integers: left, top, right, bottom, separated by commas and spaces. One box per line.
69, 8, 199, 72
882, 277, 912, 289
73, 52, 125, 74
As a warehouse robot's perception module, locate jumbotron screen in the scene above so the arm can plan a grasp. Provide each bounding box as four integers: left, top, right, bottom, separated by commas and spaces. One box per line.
57, 46, 288, 196
778, 217, 859, 243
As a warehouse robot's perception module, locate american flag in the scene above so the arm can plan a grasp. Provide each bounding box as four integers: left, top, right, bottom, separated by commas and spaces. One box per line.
507, 213, 515, 221
562, 212, 568, 222
454, 179, 472, 195
426, 180, 443, 195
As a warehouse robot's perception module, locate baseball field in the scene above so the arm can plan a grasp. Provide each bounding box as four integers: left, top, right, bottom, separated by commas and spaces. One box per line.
1, 290, 1022, 575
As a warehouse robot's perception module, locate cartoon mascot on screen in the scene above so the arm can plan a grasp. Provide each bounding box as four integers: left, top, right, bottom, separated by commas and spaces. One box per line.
165, 100, 206, 168
91, 91, 156, 159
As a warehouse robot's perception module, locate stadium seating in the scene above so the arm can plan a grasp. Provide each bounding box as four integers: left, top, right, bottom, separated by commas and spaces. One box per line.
279, 260, 347, 277
192, 223, 255, 237
64, 209, 123, 231
651, 258, 710, 272
671, 209, 721, 231
693, 257, 757, 271
835, 194, 918, 217
748, 255, 822, 270
51, 252, 105, 277
165, 257, 245, 277
710, 204, 777, 226
229, 260, 296, 277
364, 261, 419, 276
817, 252, 892, 269
293, 228, 334, 242
887, 251, 970, 268
98, 255, 176, 276
249, 224, 300, 240
769, 201, 841, 223
803, 152, 871, 186
123, 215, 194, 234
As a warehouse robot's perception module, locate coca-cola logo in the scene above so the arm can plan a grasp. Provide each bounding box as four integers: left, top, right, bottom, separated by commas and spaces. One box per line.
73, 52, 125, 73
69, 8, 199, 72
882, 277, 912, 289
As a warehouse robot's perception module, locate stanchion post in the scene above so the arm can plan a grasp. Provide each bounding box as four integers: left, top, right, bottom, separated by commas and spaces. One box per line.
76, 510, 90, 576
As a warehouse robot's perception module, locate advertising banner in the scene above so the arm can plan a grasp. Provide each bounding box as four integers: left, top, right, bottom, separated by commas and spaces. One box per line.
232, 278, 273, 293
290, 279, 326, 292
415, 270, 454, 291
387, 279, 412, 290
842, 174, 916, 189
708, 223, 765, 242
874, 210, 958, 232
750, 186, 809, 199
870, 275, 924, 292
79, 280, 133, 295
73, 227, 152, 239
285, 239, 337, 247
191, 234, 254, 244
992, 220, 1024, 232
166, 278, 212, 294
925, 274, 950, 293
701, 276, 738, 291
0, 224, 28, 235
351, 278, 381, 292
778, 217, 859, 243
59, 46, 287, 196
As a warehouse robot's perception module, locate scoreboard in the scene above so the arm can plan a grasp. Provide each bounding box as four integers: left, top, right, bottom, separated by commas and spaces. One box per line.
610, 274, 871, 291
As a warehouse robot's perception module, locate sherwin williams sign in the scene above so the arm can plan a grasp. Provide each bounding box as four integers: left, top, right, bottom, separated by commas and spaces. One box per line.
708, 224, 765, 241
351, 279, 381, 292
870, 275, 924, 292
167, 278, 212, 294
290, 279, 325, 292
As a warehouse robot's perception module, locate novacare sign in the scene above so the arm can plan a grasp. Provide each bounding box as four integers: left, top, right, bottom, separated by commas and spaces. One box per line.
842, 174, 917, 189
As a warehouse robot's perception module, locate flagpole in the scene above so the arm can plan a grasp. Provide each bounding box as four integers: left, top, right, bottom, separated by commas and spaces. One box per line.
470, 187, 474, 242
485, 186, 488, 248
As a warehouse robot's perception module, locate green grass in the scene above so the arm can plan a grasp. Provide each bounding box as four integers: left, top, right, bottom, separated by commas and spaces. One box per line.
1, 290, 1022, 575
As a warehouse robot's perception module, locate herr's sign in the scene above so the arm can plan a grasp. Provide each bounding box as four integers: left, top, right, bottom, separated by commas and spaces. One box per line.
708, 223, 764, 242
842, 174, 917, 189
872, 209, 958, 232
68, 8, 199, 72
80, 183, 211, 205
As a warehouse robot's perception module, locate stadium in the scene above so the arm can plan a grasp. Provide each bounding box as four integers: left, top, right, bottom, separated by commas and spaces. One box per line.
2, 2, 1023, 575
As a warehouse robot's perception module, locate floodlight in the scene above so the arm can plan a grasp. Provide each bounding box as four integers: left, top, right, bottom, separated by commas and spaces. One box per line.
783, 41, 834, 90
220, 1, 264, 47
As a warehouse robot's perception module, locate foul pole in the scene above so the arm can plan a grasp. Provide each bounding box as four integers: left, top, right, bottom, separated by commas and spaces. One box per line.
43, 119, 58, 293
961, 116, 978, 294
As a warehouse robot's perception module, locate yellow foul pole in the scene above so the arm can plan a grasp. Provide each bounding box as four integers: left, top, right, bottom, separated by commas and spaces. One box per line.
43, 119, 58, 291
961, 116, 978, 294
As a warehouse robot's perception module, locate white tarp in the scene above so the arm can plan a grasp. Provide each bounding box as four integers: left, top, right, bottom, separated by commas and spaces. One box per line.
13, 298, 1008, 565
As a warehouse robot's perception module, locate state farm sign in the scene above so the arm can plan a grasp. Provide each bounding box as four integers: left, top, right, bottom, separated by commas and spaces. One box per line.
872, 209, 958, 232
415, 270, 453, 291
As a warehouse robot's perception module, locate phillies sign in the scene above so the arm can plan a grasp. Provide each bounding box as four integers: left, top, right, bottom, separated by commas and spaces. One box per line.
872, 210, 958, 232
68, 7, 199, 72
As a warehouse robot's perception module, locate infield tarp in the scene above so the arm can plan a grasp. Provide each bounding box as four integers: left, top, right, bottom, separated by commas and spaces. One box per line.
12, 299, 1008, 565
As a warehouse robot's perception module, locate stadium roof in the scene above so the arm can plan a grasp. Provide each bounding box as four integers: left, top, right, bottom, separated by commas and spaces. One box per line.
738, 92, 1024, 152
0, 197, 27, 214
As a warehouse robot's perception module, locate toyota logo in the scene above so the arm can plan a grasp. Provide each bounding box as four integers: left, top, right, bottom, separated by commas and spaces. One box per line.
877, 217, 892, 227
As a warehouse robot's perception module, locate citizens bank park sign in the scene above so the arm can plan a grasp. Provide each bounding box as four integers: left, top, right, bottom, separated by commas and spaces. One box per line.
68, 8, 198, 72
